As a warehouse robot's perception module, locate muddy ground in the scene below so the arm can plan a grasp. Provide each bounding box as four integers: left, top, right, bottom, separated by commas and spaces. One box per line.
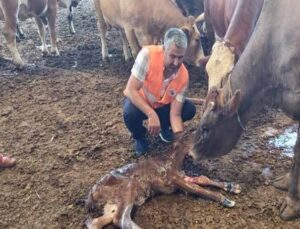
0, 1, 299, 229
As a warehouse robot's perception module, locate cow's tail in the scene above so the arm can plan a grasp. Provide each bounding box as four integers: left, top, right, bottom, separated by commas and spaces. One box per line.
93, 0, 107, 34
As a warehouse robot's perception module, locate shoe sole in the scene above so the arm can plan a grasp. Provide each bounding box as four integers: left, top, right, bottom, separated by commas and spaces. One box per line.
159, 133, 172, 143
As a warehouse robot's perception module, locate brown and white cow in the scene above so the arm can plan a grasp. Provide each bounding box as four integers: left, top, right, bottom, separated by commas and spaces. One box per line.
203, 0, 264, 90
0, 0, 59, 69
192, 0, 300, 221
93, 0, 205, 66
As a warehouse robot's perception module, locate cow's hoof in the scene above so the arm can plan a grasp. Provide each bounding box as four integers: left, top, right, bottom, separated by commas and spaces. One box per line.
14, 61, 25, 70
279, 196, 300, 221
222, 198, 235, 208
273, 173, 291, 191
51, 51, 60, 56
103, 56, 110, 63
224, 183, 242, 194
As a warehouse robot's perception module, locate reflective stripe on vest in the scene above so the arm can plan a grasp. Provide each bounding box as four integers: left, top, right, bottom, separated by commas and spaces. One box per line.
139, 45, 188, 108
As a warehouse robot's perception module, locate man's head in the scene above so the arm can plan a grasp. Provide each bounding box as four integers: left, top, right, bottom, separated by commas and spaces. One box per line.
163, 28, 188, 75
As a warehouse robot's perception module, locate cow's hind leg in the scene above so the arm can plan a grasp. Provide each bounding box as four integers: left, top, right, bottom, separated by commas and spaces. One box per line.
35, 17, 48, 55
184, 175, 241, 194
86, 203, 117, 229
93, 0, 109, 61
124, 28, 140, 59
47, 0, 59, 56
120, 30, 132, 61
280, 122, 300, 220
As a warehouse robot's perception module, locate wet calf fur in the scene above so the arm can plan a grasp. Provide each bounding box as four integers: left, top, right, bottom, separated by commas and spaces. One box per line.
85, 134, 241, 229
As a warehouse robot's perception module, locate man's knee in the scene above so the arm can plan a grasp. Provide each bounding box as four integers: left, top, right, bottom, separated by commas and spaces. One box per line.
182, 100, 196, 121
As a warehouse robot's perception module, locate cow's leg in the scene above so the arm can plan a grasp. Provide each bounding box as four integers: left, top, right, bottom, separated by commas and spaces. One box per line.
34, 17, 48, 54
86, 203, 117, 229
280, 122, 300, 220
93, 0, 109, 61
184, 175, 241, 194
1, 1, 24, 69
173, 175, 236, 207
120, 30, 132, 61
16, 23, 25, 41
68, 5, 75, 34
47, 0, 59, 56
124, 28, 140, 58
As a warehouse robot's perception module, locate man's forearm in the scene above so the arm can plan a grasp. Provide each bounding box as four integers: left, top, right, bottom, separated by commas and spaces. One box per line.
125, 89, 155, 117
170, 115, 184, 133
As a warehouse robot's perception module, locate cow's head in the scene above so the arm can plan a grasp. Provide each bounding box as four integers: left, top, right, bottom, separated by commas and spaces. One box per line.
181, 16, 206, 66
190, 87, 243, 160
205, 41, 235, 89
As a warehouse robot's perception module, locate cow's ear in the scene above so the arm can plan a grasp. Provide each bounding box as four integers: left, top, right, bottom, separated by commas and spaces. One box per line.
225, 90, 241, 116
195, 13, 205, 23
181, 26, 191, 42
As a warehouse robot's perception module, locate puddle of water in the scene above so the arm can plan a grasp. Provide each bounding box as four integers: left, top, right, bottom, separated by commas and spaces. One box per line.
268, 124, 298, 157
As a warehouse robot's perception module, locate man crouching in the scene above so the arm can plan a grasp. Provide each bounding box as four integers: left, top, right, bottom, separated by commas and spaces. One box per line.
123, 28, 196, 156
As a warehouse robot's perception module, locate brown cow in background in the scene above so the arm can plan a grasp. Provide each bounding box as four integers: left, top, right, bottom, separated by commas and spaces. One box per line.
0, 0, 59, 69
93, 0, 206, 66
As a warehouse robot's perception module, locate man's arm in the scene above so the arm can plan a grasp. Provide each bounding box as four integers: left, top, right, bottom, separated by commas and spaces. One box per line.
170, 99, 184, 133
124, 76, 161, 136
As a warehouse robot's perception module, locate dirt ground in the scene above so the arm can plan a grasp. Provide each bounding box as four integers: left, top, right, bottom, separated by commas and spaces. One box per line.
0, 1, 299, 229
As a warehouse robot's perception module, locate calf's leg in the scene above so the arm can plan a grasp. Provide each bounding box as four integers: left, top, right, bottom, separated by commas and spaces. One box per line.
273, 172, 291, 191
184, 175, 241, 194
87, 203, 117, 229
114, 203, 141, 229
173, 175, 236, 207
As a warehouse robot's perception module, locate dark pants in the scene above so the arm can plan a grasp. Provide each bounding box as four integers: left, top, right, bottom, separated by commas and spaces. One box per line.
123, 97, 196, 140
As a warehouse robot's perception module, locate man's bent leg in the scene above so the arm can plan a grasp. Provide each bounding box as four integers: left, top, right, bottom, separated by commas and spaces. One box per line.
181, 100, 196, 122
123, 97, 149, 155
123, 97, 148, 139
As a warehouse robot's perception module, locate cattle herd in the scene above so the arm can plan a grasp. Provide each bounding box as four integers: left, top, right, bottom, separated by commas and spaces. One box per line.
1, 0, 300, 227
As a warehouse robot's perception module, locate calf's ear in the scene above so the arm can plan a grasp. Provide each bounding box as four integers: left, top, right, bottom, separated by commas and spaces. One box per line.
226, 90, 241, 116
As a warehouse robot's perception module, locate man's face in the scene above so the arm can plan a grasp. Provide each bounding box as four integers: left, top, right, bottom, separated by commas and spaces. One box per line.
164, 43, 186, 75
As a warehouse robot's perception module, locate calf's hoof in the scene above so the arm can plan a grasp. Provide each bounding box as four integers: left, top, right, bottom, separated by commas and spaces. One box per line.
225, 182, 242, 194
273, 172, 291, 191
222, 198, 235, 208
279, 196, 300, 220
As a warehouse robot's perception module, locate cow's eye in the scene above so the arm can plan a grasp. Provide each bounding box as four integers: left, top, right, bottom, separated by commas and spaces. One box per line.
202, 126, 210, 137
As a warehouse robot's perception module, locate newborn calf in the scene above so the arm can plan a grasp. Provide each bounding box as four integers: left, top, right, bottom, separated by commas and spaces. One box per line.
85, 134, 241, 229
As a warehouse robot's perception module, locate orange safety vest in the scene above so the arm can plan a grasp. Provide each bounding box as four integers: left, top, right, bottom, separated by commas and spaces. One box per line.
139, 45, 188, 109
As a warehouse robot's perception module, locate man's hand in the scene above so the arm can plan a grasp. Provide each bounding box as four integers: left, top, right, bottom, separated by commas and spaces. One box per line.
147, 111, 161, 136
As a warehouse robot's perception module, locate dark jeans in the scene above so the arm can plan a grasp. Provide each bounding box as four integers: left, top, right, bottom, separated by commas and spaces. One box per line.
123, 97, 196, 140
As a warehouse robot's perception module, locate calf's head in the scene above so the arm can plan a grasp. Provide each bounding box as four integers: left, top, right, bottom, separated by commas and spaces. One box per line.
191, 87, 243, 160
